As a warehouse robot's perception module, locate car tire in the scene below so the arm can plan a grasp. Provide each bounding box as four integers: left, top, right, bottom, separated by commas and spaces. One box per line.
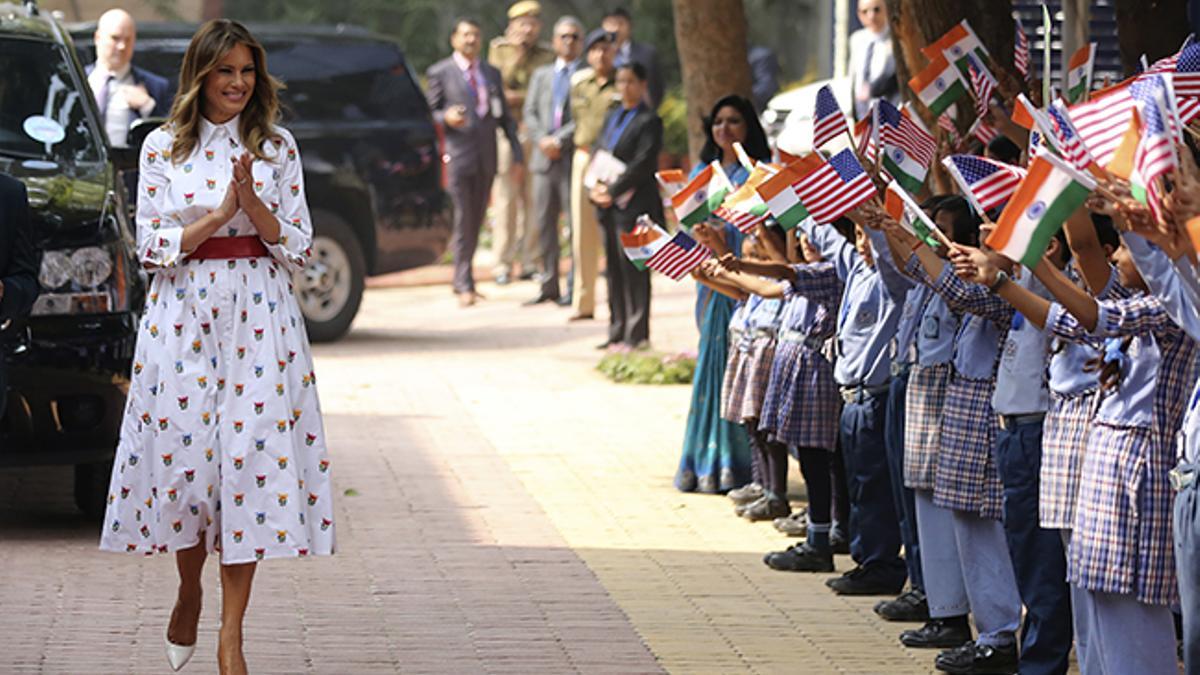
74, 460, 113, 521
294, 211, 366, 343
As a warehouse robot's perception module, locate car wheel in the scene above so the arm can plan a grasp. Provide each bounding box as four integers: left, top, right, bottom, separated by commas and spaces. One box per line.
293, 211, 366, 343
74, 460, 113, 521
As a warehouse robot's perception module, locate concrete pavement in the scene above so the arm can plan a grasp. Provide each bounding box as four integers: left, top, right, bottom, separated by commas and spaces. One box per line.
1, 274, 942, 674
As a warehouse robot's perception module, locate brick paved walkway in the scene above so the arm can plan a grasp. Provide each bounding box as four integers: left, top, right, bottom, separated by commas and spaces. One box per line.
1, 274, 953, 674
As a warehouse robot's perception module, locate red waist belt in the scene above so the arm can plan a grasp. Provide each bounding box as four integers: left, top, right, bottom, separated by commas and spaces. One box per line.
189, 236, 269, 260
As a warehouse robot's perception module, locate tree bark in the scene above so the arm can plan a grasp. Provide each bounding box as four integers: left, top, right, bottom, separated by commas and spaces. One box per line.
672, 0, 753, 164
886, 0, 1017, 127
1114, 0, 1190, 75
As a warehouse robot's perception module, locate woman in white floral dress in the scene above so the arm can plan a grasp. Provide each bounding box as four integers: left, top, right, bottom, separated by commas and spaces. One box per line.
99, 19, 334, 674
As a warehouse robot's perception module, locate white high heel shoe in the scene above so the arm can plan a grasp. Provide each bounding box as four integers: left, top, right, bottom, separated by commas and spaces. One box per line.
165, 635, 196, 671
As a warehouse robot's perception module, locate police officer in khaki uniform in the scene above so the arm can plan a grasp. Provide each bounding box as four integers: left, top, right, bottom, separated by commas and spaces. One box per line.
565, 29, 618, 321
488, 0, 554, 285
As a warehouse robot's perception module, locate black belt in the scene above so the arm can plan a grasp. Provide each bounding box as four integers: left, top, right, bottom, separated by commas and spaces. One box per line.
997, 412, 1046, 430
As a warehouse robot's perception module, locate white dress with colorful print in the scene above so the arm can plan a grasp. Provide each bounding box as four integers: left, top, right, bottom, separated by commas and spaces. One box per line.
99, 116, 335, 564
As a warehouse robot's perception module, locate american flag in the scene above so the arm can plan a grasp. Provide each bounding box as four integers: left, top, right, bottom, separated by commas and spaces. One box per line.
790, 149, 877, 223
813, 84, 850, 149
941, 154, 1026, 213
937, 112, 958, 141
1068, 84, 1135, 165
1176, 43, 1200, 97
854, 111, 877, 164
1132, 81, 1178, 222
971, 119, 998, 144
645, 230, 712, 280
1144, 53, 1178, 76
1046, 101, 1094, 171
877, 100, 935, 165
967, 58, 995, 118
1014, 16, 1030, 80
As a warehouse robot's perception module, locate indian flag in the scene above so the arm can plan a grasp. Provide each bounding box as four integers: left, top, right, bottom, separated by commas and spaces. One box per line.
671, 161, 733, 227
655, 169, 686, 196
909, 54, 968, 117
922, 20, 990, 75
987, 152, 1097, 267
881, 143, 927, 194
1066, 43, 1096, 104
754, 166, 809, 231
714, 164, 777, 233
884, 181, 940, 247
619, 221, 669, 270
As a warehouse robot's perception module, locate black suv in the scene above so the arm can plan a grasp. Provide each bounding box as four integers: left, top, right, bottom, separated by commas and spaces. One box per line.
70, 21, 452, 342
0, 3, 144, 515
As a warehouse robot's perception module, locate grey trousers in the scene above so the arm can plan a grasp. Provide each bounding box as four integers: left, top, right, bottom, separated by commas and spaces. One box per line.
448, 168, 495, 294
531, 156, 571, 299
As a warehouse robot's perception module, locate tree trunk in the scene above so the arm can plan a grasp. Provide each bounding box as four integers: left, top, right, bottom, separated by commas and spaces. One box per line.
1114, 0, 1189, 75
886, 0, 1017, 127
672, 0, 753, 164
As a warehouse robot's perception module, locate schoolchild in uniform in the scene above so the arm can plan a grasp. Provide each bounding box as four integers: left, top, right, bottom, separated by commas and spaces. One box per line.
954, 215, 1199, 675
879, 208, 1022, 674
711, 227, 843, 570
793, 212, 911, 595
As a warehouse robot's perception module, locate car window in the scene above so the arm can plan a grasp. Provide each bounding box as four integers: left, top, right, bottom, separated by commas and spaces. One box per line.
263, 40, 428, 123
0, 39, 101, 163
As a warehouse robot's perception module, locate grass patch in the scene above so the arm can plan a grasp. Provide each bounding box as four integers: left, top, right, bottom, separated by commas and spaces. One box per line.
597, 349, 696, 385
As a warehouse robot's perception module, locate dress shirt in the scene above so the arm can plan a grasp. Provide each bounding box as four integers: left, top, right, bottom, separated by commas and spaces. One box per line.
1047, 267, 1113, 397
992, 270, 1051, 415
903, 256, 958, 367
892, 283, 931, 365
782, 261, 840, 340
452, 51, 490, 118
929, 265, 1007, 381
88, 63, 156, 148
799, 218, 910, 387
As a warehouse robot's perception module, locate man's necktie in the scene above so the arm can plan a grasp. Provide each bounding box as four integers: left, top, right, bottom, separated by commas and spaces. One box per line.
862, 40, 875, 89
551, 65, 570, 130
96, 74, 114, 127
467, 66, 487, 118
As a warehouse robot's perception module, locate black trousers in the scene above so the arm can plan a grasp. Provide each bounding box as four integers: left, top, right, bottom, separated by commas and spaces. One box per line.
531, 158, 571, 299
448, 168, 495, 294
598, 207, 650, 345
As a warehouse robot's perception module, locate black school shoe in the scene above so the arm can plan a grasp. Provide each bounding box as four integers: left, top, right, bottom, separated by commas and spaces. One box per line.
763, 542, 835, 572
934, 640, 1018, 674
899, 616, 973, 649
824, 565, 905, 596
874, 588, 931, 622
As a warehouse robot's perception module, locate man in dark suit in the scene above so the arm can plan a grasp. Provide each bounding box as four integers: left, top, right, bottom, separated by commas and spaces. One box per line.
590, 62, 662, 349
0, 174, 41, 412
86, 9, 171, 148
602, 9, 665, 110
522, 16, 584, 306
426, 17, 525, 307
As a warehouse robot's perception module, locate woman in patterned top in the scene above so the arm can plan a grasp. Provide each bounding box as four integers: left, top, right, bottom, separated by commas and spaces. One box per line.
98, 20, 335, 674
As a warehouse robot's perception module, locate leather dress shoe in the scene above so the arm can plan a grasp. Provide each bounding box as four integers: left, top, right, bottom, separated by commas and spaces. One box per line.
899, 616, 973, 649
555, 296, 572, 307
825, 565, 905, 596
522, 293, 559, 306
935, 640, 1018, 674
518, 269, 537, 281
874, 588, 931, 622
595, 339, 617, 350
763, 542, 834, 572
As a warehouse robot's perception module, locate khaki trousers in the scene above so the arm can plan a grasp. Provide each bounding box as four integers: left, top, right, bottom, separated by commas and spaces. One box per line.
570, 147, 600, 316
490, 132, 536, 273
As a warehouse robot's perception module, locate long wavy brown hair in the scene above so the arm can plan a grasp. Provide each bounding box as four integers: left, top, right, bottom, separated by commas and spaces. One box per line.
166, 19, 283, 164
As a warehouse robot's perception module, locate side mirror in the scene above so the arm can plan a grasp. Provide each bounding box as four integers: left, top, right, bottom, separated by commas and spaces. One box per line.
127, 117, 166, 154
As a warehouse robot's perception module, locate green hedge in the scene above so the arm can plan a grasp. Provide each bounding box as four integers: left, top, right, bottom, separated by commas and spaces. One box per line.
597, 350, 696, 385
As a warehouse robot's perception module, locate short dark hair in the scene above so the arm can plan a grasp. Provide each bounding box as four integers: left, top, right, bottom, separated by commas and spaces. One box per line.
1091, 212, 1120, 251
986, 135, 1022, 166
617, 61, 647, 82
933, 195, 979, 247
831, 216, 856, 242
1052, 228, 1073, 265
604, 8, 632, 23
450, 16, 481, 39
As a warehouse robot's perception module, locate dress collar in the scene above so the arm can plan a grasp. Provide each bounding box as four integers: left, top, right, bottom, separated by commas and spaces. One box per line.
198, 114, 241, 148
